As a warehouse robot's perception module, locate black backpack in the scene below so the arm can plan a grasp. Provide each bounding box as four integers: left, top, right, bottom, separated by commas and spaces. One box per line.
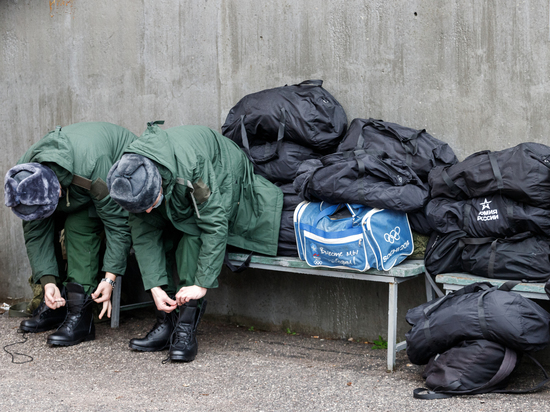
337, 118, 458, 182
405, 282, 550, 365
428, 143, 550, 208
222, 80, 348, 164
414, 339, 550, 399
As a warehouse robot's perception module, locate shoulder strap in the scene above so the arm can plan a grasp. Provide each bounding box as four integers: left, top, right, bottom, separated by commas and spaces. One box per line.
71, 174, 92, 190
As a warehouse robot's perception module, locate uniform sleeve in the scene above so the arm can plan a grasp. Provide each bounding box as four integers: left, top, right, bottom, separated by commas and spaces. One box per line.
90, 155, 132, 276
186, 159, 228, 289
128, 213, 170, 290
23, 218, 59, 283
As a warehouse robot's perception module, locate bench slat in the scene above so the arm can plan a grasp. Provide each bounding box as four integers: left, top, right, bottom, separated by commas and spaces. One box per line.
227, 253, 424, 278
436, 273, 547, 296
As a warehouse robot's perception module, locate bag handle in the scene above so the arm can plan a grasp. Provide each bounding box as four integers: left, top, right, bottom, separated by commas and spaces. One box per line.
297, 79, 323, 87
312, 203, 364, 228
239, 107, 286, 165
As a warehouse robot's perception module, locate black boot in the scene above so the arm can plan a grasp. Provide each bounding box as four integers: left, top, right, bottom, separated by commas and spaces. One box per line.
20, 300, 67, 333
169, 300, 207, 362
47, 282, 95, 346
129, 308, 176, 352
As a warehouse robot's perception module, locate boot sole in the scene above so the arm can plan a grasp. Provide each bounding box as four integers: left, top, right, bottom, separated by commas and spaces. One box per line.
47, 333, 95, 346
169, 354, 196, 362
20, 324, 61, 333
128, 342, 169, 352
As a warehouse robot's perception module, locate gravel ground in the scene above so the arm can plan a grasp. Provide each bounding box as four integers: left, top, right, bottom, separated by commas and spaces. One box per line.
1, 307, 549, 412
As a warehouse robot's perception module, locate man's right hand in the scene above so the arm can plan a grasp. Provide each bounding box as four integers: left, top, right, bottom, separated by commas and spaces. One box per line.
44, 283, 65, 310
150, 286, 178, 313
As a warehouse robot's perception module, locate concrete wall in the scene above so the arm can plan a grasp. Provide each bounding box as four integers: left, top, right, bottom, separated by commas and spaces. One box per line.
1, 1, 549, 339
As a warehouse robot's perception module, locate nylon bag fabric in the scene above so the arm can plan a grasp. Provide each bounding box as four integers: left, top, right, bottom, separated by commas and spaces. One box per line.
422, 340, 518, 395
337, 118, 458, 182
405, 282, 550, 365
425, 194, 550, 238
249, 140, 322, 183
293, 151, 429, 213
460, 233, 550, 282
428, 143, 550, 208
276, 183, 301, 257
222, 80, 348, 156
424, 230, 467, 275
294, 202, 413, 271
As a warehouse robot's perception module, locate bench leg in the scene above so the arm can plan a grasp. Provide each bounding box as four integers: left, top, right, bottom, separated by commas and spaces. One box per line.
387, 281, 398, 372
111, 276, 122, 328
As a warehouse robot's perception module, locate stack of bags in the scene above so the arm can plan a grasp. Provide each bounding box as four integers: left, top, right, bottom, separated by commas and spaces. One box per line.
424, 142, 550, 282
222, 80, 348, 256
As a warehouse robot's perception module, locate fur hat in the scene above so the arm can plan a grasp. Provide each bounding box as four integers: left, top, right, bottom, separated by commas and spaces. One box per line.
4, 163, 60, 221
107, 153, 162, 213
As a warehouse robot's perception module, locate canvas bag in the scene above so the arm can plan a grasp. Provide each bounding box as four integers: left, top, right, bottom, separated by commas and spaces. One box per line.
405, 282, 550, 365
222, 80, 348, 165
337, 118, 458, 182
413, 339, 550, 399
293, 201, 413, 271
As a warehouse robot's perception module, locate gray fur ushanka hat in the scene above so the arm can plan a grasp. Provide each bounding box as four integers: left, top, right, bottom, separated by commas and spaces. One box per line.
4, 163, 60, 221
107, 153, 162, 213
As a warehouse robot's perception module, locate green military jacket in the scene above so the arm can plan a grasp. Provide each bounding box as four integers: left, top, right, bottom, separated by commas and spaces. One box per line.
127, 124, 283, 290
19, 122, 137, 283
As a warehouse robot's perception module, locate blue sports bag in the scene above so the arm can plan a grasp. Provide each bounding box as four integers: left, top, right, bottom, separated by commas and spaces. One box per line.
293, 202, 414, 271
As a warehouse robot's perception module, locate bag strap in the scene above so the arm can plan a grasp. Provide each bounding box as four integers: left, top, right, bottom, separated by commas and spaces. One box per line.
239, 107, 286, 165
441, 168, 464, 198
412, 388, 452, 400
488, 151, 504, 190
224, 250, 253, 273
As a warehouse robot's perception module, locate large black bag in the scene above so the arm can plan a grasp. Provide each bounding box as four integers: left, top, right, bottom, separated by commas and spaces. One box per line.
337, 118, 458, 182
293, 151, 429, 213
425, 194, 550, 238
460, 233, 550, 282
405, 282, 550, 365
249, 141, 322, 183
414, 339, 549, 399
222, 80, 348, 164
428, 143, 550, 208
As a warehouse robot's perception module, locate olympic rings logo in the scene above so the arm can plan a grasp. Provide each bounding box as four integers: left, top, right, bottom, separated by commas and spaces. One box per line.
384, 227, 401, 244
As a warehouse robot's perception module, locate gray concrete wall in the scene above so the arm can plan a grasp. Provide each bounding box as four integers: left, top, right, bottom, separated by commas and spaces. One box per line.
1, 1, 550, 340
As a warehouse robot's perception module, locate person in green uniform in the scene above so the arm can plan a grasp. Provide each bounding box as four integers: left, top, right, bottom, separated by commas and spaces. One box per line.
4, 122, 137, 346
107, 121, 283, 362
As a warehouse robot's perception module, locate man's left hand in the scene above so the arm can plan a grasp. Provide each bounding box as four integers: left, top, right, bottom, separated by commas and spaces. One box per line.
175, 285, 207, 305
91, 272, 116, 319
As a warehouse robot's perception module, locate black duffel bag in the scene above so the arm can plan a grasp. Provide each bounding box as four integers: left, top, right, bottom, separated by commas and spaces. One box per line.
249, 141, 322, 183
460, 232, 550, 282
405, 282, 550, 365
413, 339, 549, 399
293, 150, 429, 213
222, 80, 348, 165
425, 194, 550, 238
337, 118, 458, 182
424, 230, 467, 275
428, 142, 550, 208
275, 183, 301, 257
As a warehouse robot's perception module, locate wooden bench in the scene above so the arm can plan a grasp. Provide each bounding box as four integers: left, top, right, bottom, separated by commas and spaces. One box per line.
110, 253, 427, 371
436, 273, 549, 301
225, 253, 426, 372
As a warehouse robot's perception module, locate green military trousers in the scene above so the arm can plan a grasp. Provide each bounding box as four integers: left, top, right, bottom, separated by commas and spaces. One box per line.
158, 227, 201, 296
64, 207, 105, 295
